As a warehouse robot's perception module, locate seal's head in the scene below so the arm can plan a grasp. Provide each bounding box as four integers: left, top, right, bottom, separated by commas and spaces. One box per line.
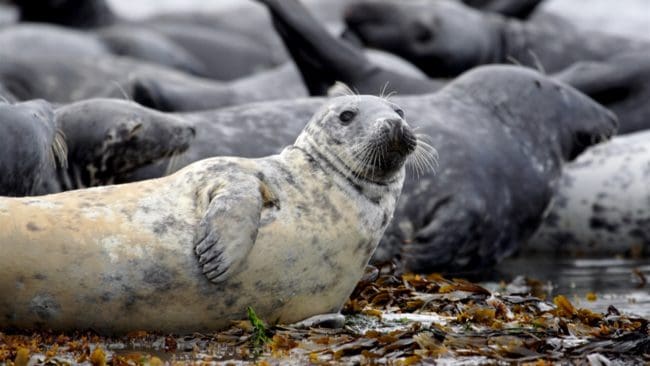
54, 99, 195, 189
344, 0, 498, 77
295, 95, 423, 183
448, 66, 618, 161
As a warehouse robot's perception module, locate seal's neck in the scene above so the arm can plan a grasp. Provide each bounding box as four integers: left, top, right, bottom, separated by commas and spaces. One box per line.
285, 140, 405, 206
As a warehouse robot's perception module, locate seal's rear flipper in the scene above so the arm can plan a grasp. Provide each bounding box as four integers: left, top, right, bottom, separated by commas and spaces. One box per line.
194, 174, 267, 284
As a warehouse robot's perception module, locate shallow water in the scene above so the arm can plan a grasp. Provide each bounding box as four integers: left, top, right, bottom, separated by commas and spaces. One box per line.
487, 257, 650, 318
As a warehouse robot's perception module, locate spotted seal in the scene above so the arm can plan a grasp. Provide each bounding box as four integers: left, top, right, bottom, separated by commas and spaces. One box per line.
0, 95, 424, 333
526, 130, 650, 257
343, 0, 649, 78
123, 65, 617, 272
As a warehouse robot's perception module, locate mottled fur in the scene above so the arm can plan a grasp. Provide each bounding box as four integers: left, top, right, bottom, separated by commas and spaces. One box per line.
0, 96, 419, 333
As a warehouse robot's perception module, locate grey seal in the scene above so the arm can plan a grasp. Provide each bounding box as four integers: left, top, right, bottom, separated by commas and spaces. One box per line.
526, 131, 650, 257
124, 65, 617, 272
0, 95, 421, 333
0, 98, 194, 196
39, 99, 196, 194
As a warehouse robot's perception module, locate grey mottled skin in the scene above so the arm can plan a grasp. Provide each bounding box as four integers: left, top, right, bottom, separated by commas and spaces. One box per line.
526, 131, 650, 257
0, 100, 65, 196
125, 65, 617, 272
0, 95, 415, 333
36, 99, 196, 194
344, 0, 649, 78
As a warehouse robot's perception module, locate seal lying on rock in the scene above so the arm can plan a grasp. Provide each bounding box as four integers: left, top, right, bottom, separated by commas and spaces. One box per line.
124, 65, 617, 272
0, 100, 66, 197
526, 130, 650, 257
0, 95, 424, 333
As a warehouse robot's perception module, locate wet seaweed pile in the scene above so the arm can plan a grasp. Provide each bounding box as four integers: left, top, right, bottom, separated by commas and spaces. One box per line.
1, 266, 648, 365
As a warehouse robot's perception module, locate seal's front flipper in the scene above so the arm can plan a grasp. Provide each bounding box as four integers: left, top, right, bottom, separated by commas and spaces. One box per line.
194, 175, 266, 284
291, 313, 345, 329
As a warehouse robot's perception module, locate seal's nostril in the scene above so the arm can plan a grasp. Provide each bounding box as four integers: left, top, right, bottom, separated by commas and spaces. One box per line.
383, 118, 406, 146
385, 118, 402, 129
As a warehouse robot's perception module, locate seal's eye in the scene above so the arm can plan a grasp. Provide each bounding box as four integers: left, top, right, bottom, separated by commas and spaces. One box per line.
395, 109, 405, 119
339, 110, 356, 125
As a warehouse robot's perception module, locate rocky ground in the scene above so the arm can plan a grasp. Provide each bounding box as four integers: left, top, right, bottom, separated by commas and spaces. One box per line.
2, 265, 648, 365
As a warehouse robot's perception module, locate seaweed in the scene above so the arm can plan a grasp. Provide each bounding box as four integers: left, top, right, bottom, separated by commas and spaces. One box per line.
1, 267, 648, 365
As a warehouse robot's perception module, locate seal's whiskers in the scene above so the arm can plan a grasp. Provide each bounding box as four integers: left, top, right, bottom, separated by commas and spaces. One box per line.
406, 135, 438, 178
51, 130, 69, 169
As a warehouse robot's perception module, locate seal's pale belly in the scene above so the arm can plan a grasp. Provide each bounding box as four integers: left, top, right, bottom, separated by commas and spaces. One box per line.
0, 162, 377, 333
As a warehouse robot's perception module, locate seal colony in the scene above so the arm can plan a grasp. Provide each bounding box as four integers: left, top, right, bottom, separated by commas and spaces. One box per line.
0, 95, 430, 333
121, 65, 618, 273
